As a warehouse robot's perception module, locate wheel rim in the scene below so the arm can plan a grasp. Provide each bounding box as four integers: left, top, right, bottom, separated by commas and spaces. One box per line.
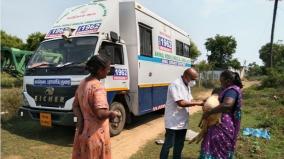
110, 109, 123, 130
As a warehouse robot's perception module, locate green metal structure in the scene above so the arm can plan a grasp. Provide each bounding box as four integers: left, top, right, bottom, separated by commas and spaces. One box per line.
1, 47, 33, 77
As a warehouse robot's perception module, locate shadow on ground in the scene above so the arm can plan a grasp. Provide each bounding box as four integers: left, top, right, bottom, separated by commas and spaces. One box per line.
124, 110, 164, 130
1, 117, 75, 147
1, 110, 164, 146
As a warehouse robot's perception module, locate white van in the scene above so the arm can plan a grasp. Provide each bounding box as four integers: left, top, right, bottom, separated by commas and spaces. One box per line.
19, 0, 192, 136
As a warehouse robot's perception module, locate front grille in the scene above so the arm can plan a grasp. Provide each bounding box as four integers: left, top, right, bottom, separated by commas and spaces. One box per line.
26, 85, 78, 108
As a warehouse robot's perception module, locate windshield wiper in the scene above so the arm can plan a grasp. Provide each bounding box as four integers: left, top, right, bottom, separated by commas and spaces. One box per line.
56, 61, 85, 70
28, 62, 57, 69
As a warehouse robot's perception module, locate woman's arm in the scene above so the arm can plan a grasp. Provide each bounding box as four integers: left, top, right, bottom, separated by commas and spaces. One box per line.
72, 92, 84, 134
176, 100, 204, 107
88, 85, 119, 121
94, 108, 118, 120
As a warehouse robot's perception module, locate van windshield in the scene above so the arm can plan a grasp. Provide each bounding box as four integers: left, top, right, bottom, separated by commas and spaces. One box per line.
27, 36, 98, 68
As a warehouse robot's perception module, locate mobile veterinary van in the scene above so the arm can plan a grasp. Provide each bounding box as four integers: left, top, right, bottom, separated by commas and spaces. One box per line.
19, 0, 192, 136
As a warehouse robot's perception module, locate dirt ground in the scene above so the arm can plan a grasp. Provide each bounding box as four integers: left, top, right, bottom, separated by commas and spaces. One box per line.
110, 90, 211, 159
110, 81, 259, 159
2, 81, 259, 159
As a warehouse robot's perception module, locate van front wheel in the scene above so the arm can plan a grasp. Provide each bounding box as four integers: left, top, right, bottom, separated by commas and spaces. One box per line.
109, 102, 126, 136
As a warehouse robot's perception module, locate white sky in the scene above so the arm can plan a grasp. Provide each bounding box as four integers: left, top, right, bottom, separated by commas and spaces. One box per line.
1, 0, 284, 65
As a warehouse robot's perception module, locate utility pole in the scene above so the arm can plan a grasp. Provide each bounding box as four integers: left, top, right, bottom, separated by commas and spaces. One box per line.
269, 0, 279, 68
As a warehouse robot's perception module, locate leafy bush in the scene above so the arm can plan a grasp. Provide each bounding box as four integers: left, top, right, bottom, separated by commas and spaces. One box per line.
261, 68, 284, 87
197, 79, 220, 88
1, 72, 23, 88
247, 62, 265, 76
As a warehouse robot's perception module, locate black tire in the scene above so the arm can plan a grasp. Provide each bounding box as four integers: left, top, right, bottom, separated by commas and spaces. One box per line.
109, 102, 126, 136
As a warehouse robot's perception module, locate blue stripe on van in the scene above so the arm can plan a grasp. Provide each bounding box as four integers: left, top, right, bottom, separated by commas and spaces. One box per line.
107, 91, 117, 105
138, 55, 162, 63
138, 85, 168, 115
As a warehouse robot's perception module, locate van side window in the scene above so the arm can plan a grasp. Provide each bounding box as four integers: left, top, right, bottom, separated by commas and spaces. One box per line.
99, 42, 124, 65
176, 40, 183, 56
139, 23, 152, 57
183, 44, 190, 58
176, 40, 190, 58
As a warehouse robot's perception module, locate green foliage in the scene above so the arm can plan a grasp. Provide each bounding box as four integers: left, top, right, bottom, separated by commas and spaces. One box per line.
1, 72, 23, 88
24, 32, 45, 51
189, 40, 201, 63
195, 61, 219, 88
259, 43, 284, 67
1, 30, 24, 49
261, 68, 284, 87
1, 30, 45, 51
205, 34, 237, 69
201, 79, 220, 88
247, 62, 264, 77
195, 60, 212, 72
229, 58, 241, 70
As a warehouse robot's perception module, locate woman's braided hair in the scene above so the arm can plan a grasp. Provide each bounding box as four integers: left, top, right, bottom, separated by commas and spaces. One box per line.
85, 54, 110, 76
220, 70, 243, 88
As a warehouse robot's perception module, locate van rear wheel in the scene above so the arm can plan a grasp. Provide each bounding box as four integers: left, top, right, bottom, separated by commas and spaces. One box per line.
109, 102, 126, 136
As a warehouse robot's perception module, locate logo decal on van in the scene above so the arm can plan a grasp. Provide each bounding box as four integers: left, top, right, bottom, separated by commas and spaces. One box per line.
113, 68, 128, 80
158, 36, 172, 53
76, 23, 102, 35
45, 28, 68, 39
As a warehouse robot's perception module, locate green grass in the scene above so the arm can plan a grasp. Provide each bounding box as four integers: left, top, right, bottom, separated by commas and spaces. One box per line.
1, 72, 23, 121
245, 75, 267, 81
1, 86, 74, 159
1, 88, 23, 121
131, 85, 284, 159
1, 118, 74, 159
1, 72, 23, 88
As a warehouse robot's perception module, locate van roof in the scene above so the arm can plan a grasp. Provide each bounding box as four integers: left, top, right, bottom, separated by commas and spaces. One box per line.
120, 0, 190, 38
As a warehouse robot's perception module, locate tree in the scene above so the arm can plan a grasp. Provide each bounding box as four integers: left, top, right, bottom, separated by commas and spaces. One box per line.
259, 43, 284, 68
247, 62, 263, 76
189, 40, 201, 63
195, 60, 211, 72
24, 32, 46, 51
229, 58, 241, 70
1, 30, 24, 49
195, 60, 213, 87
205, 34, 237, 69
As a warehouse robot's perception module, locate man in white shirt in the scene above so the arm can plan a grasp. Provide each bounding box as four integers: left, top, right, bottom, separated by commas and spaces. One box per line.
160, 68, 204, 159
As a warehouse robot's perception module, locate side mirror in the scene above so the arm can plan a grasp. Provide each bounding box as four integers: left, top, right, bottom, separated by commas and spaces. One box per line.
110, 31, 119, 42
108, 66, 115, 76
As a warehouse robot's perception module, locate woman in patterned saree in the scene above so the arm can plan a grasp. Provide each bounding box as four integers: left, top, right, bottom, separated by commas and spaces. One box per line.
199, 70, 243, 159
72, 55, 119, 159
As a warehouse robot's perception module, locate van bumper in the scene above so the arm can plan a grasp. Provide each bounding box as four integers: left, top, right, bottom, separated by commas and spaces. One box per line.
18, 106, 75, 126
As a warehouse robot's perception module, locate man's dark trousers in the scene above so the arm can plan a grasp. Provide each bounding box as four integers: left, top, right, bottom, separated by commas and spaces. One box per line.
160, 128, 187, 159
